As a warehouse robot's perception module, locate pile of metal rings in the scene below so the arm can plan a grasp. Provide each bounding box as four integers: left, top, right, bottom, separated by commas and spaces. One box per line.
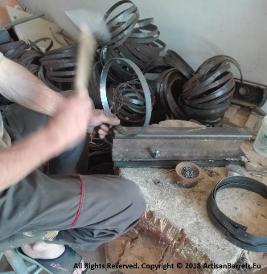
0, 0, 242, 126
98, 1, 243, 125
104, 0, 160, 48
101, 0, 165, 75
0, 40, 43, 75
98, 1, 165, 126
0, 38, 77, 92
180, 55, 243, 124
151, 50, 195, 120
153, 68, 186, 120
110, 80, 149, 126
100, 58, 153, 128
152, 52, 243, 124
39, 46, 77, 91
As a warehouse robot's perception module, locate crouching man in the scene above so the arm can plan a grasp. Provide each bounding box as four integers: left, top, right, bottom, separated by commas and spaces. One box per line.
0, 52, 146, 274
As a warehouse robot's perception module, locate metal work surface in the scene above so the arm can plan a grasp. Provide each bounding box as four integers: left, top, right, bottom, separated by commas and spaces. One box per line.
114, 160, 243, 168
113, 127, 252, 168
113, 139, 246, 160
114, 127, 252, 139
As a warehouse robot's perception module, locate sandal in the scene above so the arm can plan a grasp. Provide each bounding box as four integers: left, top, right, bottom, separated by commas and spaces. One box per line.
16, 245, 85, 274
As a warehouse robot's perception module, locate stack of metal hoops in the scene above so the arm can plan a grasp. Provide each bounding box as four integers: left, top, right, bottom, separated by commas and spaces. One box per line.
0, 0, 243, 126
181, 55, 243, 124
98, 0, 242, 125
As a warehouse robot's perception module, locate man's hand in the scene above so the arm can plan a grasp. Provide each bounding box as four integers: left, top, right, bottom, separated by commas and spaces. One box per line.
45, 96, 91, 154
45, 95, 120, 155
88, 109, 120, 139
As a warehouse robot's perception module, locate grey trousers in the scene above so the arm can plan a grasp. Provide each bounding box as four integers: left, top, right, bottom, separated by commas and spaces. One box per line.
0, 105, 146, 251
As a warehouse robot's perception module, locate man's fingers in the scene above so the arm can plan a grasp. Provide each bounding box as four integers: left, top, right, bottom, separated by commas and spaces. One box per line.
101, 114, 120, 126
98, 129, 107, 139
98, 125, 111, 139
94, 110, 120, 126
100, 124, 109, 132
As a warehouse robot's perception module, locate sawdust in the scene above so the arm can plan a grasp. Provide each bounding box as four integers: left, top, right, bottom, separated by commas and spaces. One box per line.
120, 167, 260, 267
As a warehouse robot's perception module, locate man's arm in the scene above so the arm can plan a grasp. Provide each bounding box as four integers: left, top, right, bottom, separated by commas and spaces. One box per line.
0, 96, 90, 191
0, 126, 60, 190
0, 56, 64, 115
0, 96, 120, 191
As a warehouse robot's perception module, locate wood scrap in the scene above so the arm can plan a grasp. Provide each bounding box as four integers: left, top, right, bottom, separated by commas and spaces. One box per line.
245, 112, 264, 135
224, 105, 240, 121
241, 141, 267, 170
224, 105, 264, 136
152, 119, 205, 128
224, 105, 250, 128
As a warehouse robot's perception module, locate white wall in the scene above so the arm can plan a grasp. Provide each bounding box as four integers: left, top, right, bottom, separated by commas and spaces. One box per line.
20, 0, 267, 84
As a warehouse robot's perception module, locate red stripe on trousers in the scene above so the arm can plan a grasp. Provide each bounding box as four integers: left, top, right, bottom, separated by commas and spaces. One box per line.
71, 175, 85, 227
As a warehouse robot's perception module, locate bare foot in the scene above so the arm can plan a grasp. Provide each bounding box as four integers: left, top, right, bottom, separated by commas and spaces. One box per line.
22, 242, 85, 273
22, 242, 65, 259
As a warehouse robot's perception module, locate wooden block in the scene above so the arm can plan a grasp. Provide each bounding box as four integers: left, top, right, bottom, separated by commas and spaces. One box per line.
224, 105, 251, 128
241, 141, 267, 168
224, 105, 240, 121
245, 112, 264, 135
231, 108, 250, 127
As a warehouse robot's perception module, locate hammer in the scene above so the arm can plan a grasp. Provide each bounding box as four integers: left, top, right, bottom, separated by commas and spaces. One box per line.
66, 9, 115, 137
65, 9, 110, 97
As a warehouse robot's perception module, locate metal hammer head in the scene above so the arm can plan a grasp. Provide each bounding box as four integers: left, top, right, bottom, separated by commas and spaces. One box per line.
65, 9, 111, 42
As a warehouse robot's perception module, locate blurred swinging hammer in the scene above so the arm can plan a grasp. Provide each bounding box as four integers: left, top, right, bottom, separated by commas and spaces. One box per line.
65, 9, 111, 97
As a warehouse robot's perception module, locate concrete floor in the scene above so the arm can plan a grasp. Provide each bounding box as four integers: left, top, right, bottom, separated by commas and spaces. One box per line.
78, 248, 110, 274
120, 167, 267, 272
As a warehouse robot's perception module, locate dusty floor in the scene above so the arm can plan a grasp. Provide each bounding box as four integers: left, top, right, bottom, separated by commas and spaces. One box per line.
79, 248, 110, 274
120, 167, 267, 272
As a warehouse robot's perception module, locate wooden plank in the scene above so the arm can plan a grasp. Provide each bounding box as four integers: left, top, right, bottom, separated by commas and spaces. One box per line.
245, 112, 263, 135
224, 105, 240, 121
241, 141, 267, 168
231, 108, 250, 127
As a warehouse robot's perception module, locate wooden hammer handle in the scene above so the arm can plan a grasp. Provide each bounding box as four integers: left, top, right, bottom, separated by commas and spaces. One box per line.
75, 25, 97, 97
